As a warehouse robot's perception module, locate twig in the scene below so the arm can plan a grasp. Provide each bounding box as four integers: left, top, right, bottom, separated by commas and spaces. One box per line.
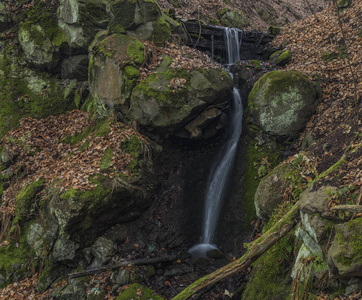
68, 255, 176, 279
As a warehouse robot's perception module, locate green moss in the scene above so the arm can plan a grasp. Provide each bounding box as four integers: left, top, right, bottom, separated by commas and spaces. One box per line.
268, 26, 282, 35
275, 50, 292, 65
100, 147, 113, 170
126, 38, 145, 65
121, 135, 142, 172
152, 16, 172, 46
0, 222, 33, 288
335, 218, 362, 267
322, 47, 346, 62
244, 140, 282, 227
14, 178, 45, 224
358, 30, 362, 37
250, 60, 262, 71
242, 231, 295, 300
116, 283, 165, 300
269, 50, 282, 61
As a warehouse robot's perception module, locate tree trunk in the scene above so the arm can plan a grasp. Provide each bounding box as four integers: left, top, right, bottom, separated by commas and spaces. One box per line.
172, 203, 300, 300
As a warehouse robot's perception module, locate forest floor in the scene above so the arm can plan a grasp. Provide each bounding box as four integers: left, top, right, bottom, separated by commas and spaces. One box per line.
0, 1, 361, 300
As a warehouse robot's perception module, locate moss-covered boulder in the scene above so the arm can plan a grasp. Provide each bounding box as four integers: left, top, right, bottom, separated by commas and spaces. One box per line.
218, 8, 249, 28
116, 283, 165, 300
128, 64, 233, 138
248, 71, 318, 138
109, 0, 172, 46
328, 218, 362, 278
254, 163, 293, 221
270, 50, 292, 66
88, 34, 146, 115
0, 42, 77, 139
57, 0, 110, 51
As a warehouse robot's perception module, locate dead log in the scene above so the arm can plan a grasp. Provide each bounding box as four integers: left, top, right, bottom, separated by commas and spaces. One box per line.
68, 255, 176, 279
331, 205, 362, 213
172, 203, 300, 300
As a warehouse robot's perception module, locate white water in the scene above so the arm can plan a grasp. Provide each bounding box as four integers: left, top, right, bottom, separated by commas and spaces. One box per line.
190, 28, 243, 257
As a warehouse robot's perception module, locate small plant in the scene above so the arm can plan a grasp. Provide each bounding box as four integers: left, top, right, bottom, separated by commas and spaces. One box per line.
254, 156, 271, 178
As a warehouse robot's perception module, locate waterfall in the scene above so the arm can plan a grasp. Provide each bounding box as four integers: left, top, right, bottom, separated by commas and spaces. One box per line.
189, 28, 243, 256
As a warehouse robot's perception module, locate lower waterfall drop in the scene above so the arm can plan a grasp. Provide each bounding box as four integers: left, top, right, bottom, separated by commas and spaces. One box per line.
189, 28, 244, 256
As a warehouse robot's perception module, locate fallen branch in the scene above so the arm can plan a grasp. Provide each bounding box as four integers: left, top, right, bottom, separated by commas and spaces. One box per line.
68, 255, 176, 279
172, 203, 300, 300
331, 205, 362, 213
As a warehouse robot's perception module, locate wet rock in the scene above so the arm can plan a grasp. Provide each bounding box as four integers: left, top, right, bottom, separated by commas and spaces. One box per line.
254, 163, 293, 221
248, 70, 318, 138
206, 249, 224, 259
327, 218, 362, 278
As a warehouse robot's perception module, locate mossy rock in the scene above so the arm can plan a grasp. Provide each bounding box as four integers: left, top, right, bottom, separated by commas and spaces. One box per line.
49, 168, 156, 244
242, 231, 295, 300
0, 42, 77, 139
254, 163, 293, 221
88, 33, 145, 115
268, 26, 282, 35
327, 218, 362, 278
218, 8, 249, 28
128, 66, 233, 137
117, 283, 165, 300
14, 178, 45, 224
167, 0, 180, 8
247, 70, 318, 137
109, 0, 171, 45
338, 0, 352, 12
269, 50, 292, 66
57, 0, 110, 50
0, 223, 33, 288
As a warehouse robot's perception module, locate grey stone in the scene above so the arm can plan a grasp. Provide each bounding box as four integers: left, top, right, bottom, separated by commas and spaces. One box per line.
299, 186, 336, 217
27, 223, 45, 257
296, 227, 323, 257
111, 269, 130, 285
91, 237, 117, 266
254, 163, 293, 221
327, 218, 362, 278
248, 70, 318, 137
52, 237, 79, 265
219, 8, 249, 28
53, 277, 88, 300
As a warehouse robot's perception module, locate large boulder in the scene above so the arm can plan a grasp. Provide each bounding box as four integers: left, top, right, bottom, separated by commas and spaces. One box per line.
128, 63, 233, 138
328, 218, 362, 278
57, 0, 110, 51
109, 0, 172, 46
254, 163, 293, 221
248, 70, 318, 137
88, 34, 146, 114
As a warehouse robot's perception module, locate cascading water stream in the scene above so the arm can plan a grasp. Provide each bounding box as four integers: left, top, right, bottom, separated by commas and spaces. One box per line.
189, 28, 244, 256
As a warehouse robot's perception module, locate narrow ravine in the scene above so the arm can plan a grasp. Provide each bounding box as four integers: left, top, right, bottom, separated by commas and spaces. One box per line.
190, 28, 244, 256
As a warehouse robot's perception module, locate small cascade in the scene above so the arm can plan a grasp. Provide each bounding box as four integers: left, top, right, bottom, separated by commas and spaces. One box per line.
189, 28, 244, 257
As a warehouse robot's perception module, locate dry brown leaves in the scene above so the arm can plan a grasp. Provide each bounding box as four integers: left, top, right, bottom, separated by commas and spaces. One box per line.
0, 110, 148, 215
139, 41, 222, 81
271, 2, 362, 142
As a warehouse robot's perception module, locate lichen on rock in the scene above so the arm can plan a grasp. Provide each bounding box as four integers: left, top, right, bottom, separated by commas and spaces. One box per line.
248, 70, 318, 138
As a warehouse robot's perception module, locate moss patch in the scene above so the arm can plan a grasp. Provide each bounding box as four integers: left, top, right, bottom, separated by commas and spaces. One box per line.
116, 283, 165, 300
